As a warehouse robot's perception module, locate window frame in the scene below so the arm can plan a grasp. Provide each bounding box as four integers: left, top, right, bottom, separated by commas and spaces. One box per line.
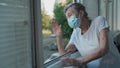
30, 0, 44, 68
44, 51, 79, 67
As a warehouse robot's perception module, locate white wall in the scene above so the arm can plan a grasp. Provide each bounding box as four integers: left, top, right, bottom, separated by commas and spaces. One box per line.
117, 0, 120, 30
99, 0, 120, 30
83, 0, 98, 19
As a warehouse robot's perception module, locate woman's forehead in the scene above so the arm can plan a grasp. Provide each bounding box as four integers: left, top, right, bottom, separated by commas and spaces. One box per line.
66, 7, 76, 13
65, 7, 79, 17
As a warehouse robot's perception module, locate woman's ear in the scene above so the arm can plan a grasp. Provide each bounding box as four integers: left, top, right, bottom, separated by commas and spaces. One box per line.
79, 10, 84, 17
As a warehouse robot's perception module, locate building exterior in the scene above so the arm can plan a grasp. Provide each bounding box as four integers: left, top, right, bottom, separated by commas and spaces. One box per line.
76, 0, 120, 31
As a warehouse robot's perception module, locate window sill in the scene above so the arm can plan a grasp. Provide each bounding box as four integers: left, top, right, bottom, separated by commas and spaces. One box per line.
44, 51, 84, 68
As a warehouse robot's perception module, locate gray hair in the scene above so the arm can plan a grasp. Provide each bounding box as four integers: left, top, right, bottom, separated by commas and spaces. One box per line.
64, 3, 88, 18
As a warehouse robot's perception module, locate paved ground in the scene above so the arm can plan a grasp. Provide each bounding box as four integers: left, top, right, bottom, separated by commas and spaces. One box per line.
43, 37, 58, 62
43, 47, 57, 62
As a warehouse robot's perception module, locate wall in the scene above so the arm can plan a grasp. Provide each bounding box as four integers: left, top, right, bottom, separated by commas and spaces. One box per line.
83, 0, 98, 19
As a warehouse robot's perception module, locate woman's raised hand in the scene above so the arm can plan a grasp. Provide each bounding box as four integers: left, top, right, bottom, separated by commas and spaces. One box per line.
51, 19, 62, 37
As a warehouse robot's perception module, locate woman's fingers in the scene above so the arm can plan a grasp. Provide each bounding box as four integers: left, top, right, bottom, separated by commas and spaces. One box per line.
58, 25, 62, 32
61, 57, 70, 62
51, 19, 58, 27
51, 20, 57, 30
50, 19, 62, 37
51, 21, 56, 29
51, 20, 59, 31
61, 57, 82, 66
61, 57, 73, 66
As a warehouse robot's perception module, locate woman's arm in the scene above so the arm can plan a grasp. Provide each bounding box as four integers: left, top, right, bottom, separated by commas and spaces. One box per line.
57, 36, 77, 55
80, 28, 109, 64
56, 36, 66, 55
51, 20, 77, 55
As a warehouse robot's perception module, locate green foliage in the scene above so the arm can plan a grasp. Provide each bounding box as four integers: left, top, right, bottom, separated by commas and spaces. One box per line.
66, 0, 73, 4
53, 0, 73, 39
41, 8, 51, 30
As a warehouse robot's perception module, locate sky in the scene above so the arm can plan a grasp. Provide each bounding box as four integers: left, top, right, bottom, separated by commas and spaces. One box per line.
41, 0, 55, 16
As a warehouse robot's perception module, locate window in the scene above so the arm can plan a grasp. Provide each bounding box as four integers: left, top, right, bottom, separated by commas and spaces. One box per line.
41, 0, 75, 64
0, 0, 47, 68
0, 0, 33, 68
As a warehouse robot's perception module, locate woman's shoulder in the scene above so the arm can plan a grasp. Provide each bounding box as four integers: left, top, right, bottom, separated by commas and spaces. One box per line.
94, 16, 106, 21
92, 16, 106, 25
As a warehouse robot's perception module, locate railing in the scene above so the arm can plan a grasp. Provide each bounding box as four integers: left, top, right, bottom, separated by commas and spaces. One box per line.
44, 51, 86, 68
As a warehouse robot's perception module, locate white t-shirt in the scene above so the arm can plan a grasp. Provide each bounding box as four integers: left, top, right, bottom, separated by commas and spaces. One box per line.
68, 16, 109, 56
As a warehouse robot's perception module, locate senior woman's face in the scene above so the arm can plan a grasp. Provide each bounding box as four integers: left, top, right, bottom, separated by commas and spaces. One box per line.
65, 7, 79, 19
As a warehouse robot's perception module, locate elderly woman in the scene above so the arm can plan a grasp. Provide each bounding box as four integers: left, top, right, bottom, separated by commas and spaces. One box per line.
51, 3, 120, 68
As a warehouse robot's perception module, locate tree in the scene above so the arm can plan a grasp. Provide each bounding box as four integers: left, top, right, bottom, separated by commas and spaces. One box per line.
53, 0, 73, 39
41, 7, 51, 30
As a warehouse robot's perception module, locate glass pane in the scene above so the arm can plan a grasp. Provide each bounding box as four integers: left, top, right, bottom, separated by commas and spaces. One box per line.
41, 0, 73, 63
0, 0, 32, 68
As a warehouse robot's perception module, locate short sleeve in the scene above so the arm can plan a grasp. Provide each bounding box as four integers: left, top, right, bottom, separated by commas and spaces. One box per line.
68, 30, 75, 45
65, 30, 75, 48
97, 16, 109, 32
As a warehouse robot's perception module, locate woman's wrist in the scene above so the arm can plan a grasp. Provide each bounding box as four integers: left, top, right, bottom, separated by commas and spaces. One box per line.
79, 57, 88, 65
56, 35, 62, 42
56, 35, 66, 55
77, 59, 85, 66
56, 34, 62, 39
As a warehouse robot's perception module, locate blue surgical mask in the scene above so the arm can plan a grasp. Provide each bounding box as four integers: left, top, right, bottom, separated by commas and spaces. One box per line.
67, 15, 80, 28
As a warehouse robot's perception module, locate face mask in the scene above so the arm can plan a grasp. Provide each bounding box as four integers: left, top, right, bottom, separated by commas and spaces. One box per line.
67, 15, 80, 28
